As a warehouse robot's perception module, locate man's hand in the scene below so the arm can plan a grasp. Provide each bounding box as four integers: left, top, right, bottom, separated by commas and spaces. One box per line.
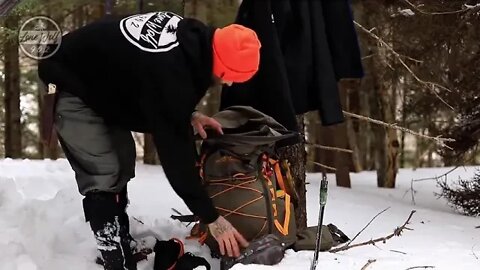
191, 111, 223, 139
208, 216, 249, 258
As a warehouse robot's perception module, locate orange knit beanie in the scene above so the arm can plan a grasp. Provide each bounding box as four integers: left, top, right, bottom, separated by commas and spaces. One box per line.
212, 24, 261, 83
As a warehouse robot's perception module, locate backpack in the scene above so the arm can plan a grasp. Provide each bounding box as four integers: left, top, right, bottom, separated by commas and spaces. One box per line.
183, 106, 349, 263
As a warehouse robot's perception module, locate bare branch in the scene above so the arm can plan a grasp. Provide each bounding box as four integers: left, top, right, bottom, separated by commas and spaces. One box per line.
345, 207, 391, 248
403, 0, 480, 15
390, 249, 407, 255
330, 210, 416, 253
413, 167, 460, 183
307, 143, 354, 154
405, 266, 435, 270
309, 161, 336, 171
353, 20, 455, 110
361, 259, 377, 270
132, 216, 145, 225
410, 178, 416, 205
472, 244, 479, 260
343, 111, 455, 149
406, 166, 460, 204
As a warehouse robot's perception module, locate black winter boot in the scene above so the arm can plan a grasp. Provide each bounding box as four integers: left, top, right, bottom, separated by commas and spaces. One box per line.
83, 191, 136, 270
117, 187, 137, 252
153, 238, 184, 270
153, 238, 210, 270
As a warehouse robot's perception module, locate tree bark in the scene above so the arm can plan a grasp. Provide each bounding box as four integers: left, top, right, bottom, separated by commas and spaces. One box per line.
4, 14, 22, 159
185, 0, 208, 21
143, 134, 159, 164
363, 0, 398, 188
304, 112, 318, 172
279, 115, 307, 231
400, 88, 407, 168
316, 125, 335, 172
104, 0, 113, 15
332, 81, 352, 187
345, 80, 363, 172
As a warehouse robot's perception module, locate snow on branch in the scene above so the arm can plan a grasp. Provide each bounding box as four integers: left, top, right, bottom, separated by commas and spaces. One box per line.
330, 210, 416, 253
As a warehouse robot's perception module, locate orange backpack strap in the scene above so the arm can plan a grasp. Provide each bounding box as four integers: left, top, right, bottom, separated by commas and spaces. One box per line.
269, 158, 288, 194
274, 161, 287, 193
264, 158, 291, 236
273, 193, 291, 236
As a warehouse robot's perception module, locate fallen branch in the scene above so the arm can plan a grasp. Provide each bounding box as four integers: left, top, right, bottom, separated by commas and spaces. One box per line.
343, 111, 455, 149
330, 210, 416, 253
345, 207, 391, 248
472, 244, 479, 260
390, 249, 407, 255
309, 161, 336, 171
132, 216, 145, 225
307, 143, 353, 154
361, 259, 377, 270
405, 266, 435, 270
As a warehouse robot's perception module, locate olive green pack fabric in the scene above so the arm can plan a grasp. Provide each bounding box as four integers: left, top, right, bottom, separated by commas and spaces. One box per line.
294, 226, 333, 251
200, 144, 298, 252
197, 106, 298, 254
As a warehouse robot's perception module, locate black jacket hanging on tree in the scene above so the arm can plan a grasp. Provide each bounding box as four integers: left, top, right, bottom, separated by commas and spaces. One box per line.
220, 0, 363, 129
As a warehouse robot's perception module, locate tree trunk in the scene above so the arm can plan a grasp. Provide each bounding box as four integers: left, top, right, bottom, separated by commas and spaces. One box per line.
363, 0, 398, 188
353, 0, 372, 171
345, 80, 363, 172
332, 81, 352, 187
359, 85, 373, 170
4, 14, 22, 159
37, 86, 45, 159
144, 134, 159, 164
304, 112, 318, 172
279, 115, 307, 231
316, 125, 335, 173
185, 0, 208, 21
399, 81, 407, 168
105, 0, 113, 15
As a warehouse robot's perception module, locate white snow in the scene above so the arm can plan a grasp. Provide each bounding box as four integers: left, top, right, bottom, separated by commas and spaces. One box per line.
0, 159, 479, 270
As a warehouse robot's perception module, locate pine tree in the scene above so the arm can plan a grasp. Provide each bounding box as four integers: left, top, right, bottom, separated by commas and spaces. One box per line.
439, 171, 480, 217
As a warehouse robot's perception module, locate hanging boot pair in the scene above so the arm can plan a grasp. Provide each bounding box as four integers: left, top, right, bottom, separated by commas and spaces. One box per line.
153, 238, 210, 270
84, 189, 137, 270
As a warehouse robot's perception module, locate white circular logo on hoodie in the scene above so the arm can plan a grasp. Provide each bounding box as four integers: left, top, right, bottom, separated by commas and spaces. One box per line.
120, 11, 182, 52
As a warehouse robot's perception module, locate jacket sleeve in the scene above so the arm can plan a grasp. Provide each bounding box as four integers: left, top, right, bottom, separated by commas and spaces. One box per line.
151, 118, 219, 224
140, 85, 219, 224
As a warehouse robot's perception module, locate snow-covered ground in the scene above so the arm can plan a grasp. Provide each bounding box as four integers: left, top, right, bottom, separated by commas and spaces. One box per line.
0, 159, 478, 270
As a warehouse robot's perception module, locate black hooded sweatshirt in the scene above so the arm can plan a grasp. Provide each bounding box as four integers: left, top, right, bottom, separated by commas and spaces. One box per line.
38, 12, 219, 224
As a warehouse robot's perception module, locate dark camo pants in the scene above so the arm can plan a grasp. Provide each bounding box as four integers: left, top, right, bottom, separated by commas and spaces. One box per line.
55, 91, 136, 195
